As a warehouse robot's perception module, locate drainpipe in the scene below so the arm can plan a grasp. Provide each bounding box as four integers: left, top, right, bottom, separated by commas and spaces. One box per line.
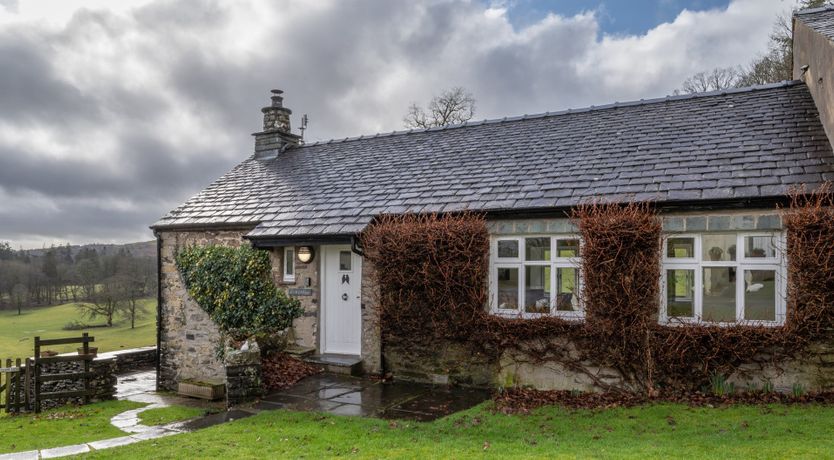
154, 231, 162, 392
350, 236, 364, 256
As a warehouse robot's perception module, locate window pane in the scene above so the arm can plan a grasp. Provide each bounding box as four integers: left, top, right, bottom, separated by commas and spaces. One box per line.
524, 265, 551, 313
339, 251, 352, 271
744, 236, 777, 259
702, 235, 737, 262
497, 267, 519, 310
285, 249, 294, 275
667, 237, 695, 258
525, 237, 550, 261
666, 269, 694, 317
555, 267, 580, 312
497, 240, 519, 258
556, 239, 579, 258
703, 267, 736, 322
744, 270, 776, 321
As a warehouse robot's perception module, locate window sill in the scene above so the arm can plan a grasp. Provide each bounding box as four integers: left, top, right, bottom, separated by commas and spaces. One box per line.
659, 317, 785, 328
492, 310, 585, 321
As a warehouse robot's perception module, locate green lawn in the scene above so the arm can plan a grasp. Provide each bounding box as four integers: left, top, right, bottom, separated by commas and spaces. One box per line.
138, 405, 214, 426
82, 402, 834, 459
0, 400, 145, 454
0, 299, 156, 359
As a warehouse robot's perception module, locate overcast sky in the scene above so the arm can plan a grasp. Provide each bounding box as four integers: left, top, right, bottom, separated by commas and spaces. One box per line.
0, 0, 796, 249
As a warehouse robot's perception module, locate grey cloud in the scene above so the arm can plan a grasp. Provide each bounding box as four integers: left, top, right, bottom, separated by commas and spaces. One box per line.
0, 195, 160, 245
0, 33, 100, 126
0, 132, 235, 199
0, 0, 18, 13
0, 0, 780, 248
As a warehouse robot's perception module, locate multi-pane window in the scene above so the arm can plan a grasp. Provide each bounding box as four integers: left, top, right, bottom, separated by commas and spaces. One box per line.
662, 233, 784, 325
491, 236, 582, 318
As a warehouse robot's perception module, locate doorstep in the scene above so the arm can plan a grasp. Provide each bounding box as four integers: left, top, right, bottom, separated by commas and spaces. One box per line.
303, 354, 363, 376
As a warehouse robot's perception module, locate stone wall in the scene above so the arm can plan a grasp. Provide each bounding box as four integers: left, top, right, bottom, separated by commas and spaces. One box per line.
224, 348, 263, 407
487, 210, 783, 236
383, 343, 496, 387
97, 347, 157, 374
33, 357, 118, 410
269, 246, 321, 350
497, 339, 628, 392
360, 260, 382, 375
157, 228, 252, 391
727, 340, 834, 392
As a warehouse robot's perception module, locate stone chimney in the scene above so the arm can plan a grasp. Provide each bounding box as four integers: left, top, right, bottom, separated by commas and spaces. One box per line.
254, 89, 301, 159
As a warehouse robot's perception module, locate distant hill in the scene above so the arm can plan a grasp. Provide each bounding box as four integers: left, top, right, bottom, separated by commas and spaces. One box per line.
21, 241, 156, 259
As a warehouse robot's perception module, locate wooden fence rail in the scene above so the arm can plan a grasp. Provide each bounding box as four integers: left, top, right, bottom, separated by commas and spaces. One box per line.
33, 333, 95, 413
0, 358, 24, 414
0, 333, 96, 413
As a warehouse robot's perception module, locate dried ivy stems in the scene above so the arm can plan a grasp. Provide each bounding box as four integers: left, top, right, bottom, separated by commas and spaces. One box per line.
361, 186, 834, 395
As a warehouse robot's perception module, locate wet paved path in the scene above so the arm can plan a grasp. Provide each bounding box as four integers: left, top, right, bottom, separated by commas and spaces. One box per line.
0, 370, 236, 460
1, 371, 491, 459
255, 373, 492, 421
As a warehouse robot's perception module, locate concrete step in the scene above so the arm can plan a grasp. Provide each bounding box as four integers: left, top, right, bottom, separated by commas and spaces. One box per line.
303, 353, 363, 376
285, 344, 316, 358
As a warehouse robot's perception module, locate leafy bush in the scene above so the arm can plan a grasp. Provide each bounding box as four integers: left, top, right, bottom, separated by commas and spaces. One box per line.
175, 245, 302, 342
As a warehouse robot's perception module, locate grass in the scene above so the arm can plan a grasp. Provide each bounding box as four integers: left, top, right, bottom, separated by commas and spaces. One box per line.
82, 402, 834, 459
0, 299, 156, 359
138, 405, 214, 426
0, 400, 145, 454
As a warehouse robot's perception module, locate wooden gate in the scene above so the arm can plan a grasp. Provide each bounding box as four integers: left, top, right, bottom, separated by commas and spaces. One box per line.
0, 358, 24, 414
32, 333, 95, 413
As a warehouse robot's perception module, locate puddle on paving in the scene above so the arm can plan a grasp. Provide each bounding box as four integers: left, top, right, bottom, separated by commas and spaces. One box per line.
259, 373, 491, 422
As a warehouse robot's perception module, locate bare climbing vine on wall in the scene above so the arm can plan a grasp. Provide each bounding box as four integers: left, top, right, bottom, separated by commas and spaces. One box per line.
362, 184, 834, 395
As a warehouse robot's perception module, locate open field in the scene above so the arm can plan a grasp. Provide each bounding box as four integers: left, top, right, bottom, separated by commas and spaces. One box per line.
84, 402, 834, 459
0, 299, 155, 358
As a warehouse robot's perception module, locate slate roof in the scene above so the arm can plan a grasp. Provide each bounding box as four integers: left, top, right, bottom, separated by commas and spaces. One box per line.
153, 81, 834, 239
796, 5, 834, 41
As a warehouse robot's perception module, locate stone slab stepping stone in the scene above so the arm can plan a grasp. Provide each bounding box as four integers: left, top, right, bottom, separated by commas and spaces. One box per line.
0, 450, 39, 460
40, 444, 90, 459
87, 436, 140, 450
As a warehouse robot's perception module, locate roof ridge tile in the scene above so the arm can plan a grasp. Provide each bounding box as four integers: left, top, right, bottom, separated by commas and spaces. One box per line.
302, 81, 803, 147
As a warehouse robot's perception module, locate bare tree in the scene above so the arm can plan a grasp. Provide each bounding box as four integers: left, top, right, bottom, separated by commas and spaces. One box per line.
738, 0, 831, 85
116, 259, 150, 329
11, 283, 27, 316
678, 67, 742, 94
678, 1, 831, 92
78, 277, 124, 327
403, 87, 476, 129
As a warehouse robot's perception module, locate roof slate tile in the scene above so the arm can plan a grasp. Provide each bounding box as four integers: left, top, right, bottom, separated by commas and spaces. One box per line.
153, 82, 834, 238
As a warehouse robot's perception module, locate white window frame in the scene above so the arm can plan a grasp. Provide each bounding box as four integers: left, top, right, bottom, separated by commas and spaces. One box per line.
660, 232, 786, 326
489, 235, 584, 320
283, 247, 295, 283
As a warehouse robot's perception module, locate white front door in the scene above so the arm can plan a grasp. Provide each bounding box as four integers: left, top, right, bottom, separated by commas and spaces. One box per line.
322, 245, 362, 355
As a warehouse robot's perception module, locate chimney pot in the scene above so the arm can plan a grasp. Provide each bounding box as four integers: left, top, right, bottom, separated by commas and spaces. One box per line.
270, 89, 284, 108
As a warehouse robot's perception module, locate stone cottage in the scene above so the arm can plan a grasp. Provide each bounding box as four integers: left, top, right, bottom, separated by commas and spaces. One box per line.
152, 6, 834, 392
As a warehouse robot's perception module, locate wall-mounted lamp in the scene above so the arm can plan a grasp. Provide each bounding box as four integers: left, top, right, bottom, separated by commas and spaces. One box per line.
296, 246, 314, 264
